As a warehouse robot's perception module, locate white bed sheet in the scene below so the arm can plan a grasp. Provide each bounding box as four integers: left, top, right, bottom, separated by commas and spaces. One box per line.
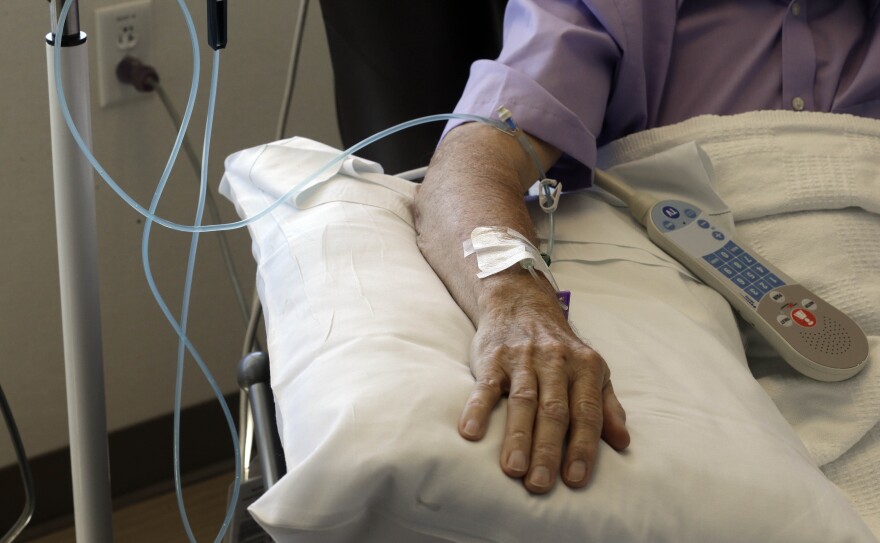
219, 115, 878, 542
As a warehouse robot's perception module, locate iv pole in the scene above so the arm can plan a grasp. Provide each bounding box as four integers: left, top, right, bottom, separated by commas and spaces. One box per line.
45, 0, 114, 540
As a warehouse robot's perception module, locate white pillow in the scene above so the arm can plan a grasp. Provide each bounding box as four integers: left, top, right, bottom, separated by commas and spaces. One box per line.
219, 138, 877, 543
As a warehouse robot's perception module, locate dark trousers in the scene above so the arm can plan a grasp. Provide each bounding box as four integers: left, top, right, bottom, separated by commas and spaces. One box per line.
319, 1, 508, 173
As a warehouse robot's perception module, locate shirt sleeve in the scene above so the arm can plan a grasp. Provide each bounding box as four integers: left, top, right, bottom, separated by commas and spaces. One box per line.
444, 0, 625, 185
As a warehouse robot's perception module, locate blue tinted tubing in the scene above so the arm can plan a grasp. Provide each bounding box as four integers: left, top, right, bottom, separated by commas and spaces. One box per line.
183, 112, 511, 234
50, 8, 504, 235
52, 7, 498, 540
167, 50, 239, 543
56, 0, 243, 539
126, 1, 238, 541
54, 1, 234, 540
117, 13, 239, 543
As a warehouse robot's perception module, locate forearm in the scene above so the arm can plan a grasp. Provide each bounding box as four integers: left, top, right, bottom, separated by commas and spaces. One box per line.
414, 121, 629, 493
413, 122, 561, 323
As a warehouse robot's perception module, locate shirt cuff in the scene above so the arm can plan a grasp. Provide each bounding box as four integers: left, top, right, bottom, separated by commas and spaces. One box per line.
442, 60, 598, 188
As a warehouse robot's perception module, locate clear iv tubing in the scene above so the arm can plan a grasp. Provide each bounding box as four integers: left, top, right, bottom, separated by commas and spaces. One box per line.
135, 17, 239, 543
161, 51, 229, 543
52, 1, 530, 541
52, 10, 509, 235
53, 0, 240, 541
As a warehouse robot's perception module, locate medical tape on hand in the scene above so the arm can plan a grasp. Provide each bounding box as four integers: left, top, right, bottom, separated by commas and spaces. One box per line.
463, 227, 559, 292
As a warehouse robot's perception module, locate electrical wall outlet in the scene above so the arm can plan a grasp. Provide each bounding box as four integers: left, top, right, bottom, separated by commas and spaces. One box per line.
95, 0, 153, 107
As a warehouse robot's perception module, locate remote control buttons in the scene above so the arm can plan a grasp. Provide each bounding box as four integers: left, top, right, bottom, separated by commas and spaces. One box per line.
724, 241, 744, 256
756, 283, 869, 379
742, 269, 759, 282
703, 243, 789, 304
712, 231, 725, 241
653, 200, 706, 232
732, 276, 750, 288
703, 253, 722, 267
717, 248, 734, 261
765, 274, 785, 288
662, 206, 680, 219
754, 279, 774, 294
791, 308, 817, 328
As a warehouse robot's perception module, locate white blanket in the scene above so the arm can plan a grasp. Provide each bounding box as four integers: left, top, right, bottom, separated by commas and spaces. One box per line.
593, 110, 880, 534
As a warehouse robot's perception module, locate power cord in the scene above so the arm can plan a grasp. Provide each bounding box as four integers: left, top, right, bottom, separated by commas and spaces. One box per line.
0, 384, 35, 543
116, 56, 257, 343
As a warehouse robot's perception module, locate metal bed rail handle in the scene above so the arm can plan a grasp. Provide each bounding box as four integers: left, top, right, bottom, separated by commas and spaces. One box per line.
238, 352, 286, 489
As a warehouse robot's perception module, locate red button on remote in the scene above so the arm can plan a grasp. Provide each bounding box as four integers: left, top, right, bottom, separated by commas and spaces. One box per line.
791, 308, 817, 328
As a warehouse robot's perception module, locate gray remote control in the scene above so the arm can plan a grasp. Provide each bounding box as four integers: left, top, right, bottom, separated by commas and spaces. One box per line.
645, 199, 869, 382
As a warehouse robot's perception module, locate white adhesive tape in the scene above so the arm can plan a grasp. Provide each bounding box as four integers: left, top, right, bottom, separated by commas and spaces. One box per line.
464, 227, 559, 291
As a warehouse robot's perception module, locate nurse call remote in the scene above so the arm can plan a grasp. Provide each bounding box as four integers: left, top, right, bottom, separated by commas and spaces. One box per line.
643, 199, 869, 382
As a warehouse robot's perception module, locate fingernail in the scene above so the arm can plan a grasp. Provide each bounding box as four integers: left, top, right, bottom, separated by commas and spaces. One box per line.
567, 461, 586, 483
463, 419, 480, 437
508, 450, 527, 472
529, 466, 550, 488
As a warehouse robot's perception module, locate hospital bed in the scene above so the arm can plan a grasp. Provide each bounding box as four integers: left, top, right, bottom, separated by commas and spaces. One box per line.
221, 111, 880, 542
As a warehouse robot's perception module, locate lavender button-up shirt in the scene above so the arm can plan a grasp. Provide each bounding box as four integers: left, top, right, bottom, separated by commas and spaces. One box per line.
449, 0, 880, 186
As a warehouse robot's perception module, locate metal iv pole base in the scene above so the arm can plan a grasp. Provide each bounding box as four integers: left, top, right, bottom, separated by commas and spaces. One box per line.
46, 22, 114, 543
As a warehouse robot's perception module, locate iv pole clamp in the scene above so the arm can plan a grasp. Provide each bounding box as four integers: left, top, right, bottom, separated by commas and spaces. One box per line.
45, 0, 114, 541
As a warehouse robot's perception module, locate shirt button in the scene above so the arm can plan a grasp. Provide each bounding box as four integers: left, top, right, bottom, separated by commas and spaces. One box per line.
792, 97, 805, 111
791, 2, 801, 16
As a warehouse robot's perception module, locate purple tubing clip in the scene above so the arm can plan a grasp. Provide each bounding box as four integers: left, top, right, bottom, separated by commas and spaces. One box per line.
557, 290, 571, 320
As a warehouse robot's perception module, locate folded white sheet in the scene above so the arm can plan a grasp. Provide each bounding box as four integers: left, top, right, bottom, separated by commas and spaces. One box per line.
595, 110, 880, 535
220, 132, 878, 542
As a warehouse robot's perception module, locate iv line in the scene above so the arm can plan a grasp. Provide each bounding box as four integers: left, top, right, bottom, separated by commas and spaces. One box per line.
53, 0, 240, 541
52, 17, 509, 233
52, 1, 560, 541
55, 5, 543, 239
131, 10, 239, 543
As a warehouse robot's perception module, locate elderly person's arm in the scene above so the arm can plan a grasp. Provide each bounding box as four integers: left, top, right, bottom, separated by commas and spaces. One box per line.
413, 121, 630, 494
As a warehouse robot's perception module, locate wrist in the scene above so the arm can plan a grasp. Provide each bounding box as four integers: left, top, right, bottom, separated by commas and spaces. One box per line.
476, 268, 562, 317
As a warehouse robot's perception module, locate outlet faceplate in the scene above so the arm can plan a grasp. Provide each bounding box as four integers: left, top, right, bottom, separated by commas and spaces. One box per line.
95, 0, 153, 107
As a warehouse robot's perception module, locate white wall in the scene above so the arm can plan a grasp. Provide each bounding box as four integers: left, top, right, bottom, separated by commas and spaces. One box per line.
0, 0, 340, 468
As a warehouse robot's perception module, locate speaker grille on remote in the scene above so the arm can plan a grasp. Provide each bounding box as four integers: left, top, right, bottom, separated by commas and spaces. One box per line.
798, 318, 853, 356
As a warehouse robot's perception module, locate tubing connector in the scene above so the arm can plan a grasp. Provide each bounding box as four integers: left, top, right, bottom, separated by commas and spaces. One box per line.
496, 106, 518, 133
207, 0, 228, 50
538, 178, 561, 213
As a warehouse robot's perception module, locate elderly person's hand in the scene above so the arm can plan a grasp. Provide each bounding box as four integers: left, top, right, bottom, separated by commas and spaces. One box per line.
459, 272, 629, 493
414, 121, 629, 492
